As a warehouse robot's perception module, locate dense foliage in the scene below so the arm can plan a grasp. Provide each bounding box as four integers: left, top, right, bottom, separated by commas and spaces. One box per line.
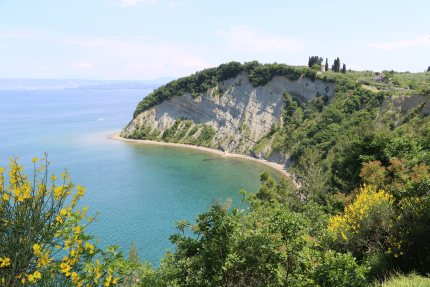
133, 61, 307, 118
308, 56, 323, 68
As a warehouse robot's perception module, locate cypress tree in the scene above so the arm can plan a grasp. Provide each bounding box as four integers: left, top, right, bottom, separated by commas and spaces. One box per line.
428, 66, 430, 72
332, 58, 341, 73
342, 63, 346, 74
325, 58, 329, 71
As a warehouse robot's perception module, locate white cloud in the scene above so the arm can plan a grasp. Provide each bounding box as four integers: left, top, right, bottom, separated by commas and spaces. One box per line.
64, 36, 212, 77
70, 62, 94, 68
121, 63, 165, 71
172, 59, 211, 67
131, 36, 157, 41
0, 31, 40, 39
170, 2, 180, 7
110, 0, 157, 7
216, 25, 306, 52
366, 34, 430, 50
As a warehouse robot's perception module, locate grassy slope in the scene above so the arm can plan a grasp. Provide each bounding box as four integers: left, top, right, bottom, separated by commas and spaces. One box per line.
381, 273, 430, 287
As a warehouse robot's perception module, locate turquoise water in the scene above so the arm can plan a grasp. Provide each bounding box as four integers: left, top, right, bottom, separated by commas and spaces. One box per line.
0, 89, 282, 264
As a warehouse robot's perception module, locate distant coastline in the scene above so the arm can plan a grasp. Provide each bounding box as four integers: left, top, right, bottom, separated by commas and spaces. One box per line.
109, 132, 293, 181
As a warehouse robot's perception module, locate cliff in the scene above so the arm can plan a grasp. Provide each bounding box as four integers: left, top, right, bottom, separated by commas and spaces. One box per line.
121, 62, 430, 173
121, 71, 335, 167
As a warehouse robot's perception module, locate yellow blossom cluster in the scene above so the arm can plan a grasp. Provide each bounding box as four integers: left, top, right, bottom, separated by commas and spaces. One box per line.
0, 156, 121, 286
328, 184, 394, 240
388, 196, 426, 258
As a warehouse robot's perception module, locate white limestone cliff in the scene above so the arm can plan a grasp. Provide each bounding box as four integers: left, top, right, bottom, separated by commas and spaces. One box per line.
121, 71, 335, 168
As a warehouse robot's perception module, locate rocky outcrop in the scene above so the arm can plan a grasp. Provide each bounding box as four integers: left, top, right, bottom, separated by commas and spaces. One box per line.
376, 94, 427, 127
121, 72, 335, 168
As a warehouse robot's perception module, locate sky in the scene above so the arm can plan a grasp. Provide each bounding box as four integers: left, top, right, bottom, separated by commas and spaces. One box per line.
0, 0, 429, 80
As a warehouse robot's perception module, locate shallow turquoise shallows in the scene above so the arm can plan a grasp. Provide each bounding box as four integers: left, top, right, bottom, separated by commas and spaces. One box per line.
0, 89, 282, 265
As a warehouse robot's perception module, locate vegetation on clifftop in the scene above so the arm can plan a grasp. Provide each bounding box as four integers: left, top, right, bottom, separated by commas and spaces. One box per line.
133, 61, 308, 118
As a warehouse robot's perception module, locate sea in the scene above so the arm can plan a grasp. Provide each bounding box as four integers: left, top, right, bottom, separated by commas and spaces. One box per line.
0, 89, 282, 265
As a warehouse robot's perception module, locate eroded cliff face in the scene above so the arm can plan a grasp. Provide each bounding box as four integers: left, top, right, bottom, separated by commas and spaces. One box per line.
376, 94, 429, 128
121, 72, 335, 167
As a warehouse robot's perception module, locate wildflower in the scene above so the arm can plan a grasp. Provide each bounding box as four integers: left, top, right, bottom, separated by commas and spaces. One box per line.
0, 257, 11, 267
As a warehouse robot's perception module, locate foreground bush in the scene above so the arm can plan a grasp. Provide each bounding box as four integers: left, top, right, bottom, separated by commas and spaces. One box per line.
328, 181, 430, 276
0, 156, 126, 286
328, 184, 394, 258
129, 174, 369, 287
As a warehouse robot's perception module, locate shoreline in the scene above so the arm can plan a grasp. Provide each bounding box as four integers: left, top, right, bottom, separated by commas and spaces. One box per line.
109, 133, 293, 180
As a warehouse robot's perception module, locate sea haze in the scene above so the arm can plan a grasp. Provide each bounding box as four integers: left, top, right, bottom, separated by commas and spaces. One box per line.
0, 89, 282, 264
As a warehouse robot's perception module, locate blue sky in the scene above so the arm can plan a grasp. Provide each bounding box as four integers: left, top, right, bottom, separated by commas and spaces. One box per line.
0, 0, 429, 80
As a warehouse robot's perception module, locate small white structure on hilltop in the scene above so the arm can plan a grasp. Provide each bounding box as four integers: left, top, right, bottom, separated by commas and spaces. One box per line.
321, 63, 326, 72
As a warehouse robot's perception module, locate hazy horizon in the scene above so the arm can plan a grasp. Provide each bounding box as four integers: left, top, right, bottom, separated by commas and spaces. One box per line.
1, 0, 429, 81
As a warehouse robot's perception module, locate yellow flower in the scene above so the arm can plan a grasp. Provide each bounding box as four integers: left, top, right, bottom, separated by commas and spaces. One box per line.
341, 231, 348, 240
32, 157, 37, 163
0, 257, 11, 267
28, 274, 35, 283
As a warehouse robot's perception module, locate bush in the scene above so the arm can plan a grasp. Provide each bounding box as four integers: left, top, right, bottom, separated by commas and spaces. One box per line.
311, 250, 369, 286
359, 159, 430, 201
328, 185, 394, 257
0, 156, 125, 286
388, 196, 430, 273
169, 200, 317, 286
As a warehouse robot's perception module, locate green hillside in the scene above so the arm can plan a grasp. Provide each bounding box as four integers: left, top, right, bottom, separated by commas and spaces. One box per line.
122, 63, 430, 285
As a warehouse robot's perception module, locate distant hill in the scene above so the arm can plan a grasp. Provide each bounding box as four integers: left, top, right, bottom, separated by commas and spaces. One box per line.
0, 77, 177, 90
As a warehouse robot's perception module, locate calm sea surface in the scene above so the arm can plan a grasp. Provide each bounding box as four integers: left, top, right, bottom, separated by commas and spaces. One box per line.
0, 89, 282, 264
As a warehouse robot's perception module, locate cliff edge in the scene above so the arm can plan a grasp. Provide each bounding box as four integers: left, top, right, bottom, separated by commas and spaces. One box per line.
121, 71, 335, 168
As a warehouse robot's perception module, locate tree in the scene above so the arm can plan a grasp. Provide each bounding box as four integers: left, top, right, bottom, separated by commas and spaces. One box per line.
427, 66, 430, 72
168, 198, 318, 286
332, 58, 341, 73
342, 64, 346, 74
325, 58, 329, 71
308, 56, 323, 68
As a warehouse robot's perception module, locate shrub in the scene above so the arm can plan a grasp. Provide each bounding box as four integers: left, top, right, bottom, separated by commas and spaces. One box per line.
169, 201, 317, 286
359, 159, 430, 201
388, 196, 430, 273
0, 156, 125, 286
328, 185, 394, 257
311, 250, 369, 286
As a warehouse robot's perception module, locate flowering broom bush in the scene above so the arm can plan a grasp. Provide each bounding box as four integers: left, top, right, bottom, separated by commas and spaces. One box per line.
0, 155, 125, 286
327, 184, 394, 257
388, 195, 430, 273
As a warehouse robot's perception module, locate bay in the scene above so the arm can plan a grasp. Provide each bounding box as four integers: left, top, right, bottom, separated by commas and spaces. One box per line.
0, 89, 282, 264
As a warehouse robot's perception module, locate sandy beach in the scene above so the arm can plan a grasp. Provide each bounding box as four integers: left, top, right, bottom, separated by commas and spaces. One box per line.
109, 133, 293, 180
